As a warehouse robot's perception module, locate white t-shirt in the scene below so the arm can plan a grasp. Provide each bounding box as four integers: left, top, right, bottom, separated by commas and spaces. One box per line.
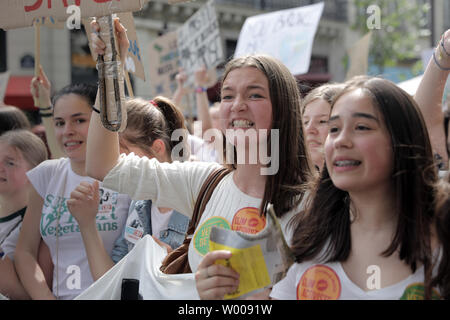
0, 208, 25, 259
150, 206, 173, 240
188, 134, 219, 163
102, 153, 300, 272
27, 158, 130, 300
271, 260, 442, 300
1, 220, 21, 261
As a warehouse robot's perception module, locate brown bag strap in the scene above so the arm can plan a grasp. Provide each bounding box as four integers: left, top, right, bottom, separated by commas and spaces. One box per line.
186, 167, 230, 235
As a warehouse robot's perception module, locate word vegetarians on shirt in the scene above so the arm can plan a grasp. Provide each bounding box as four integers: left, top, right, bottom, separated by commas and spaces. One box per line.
40, 190, 120, 237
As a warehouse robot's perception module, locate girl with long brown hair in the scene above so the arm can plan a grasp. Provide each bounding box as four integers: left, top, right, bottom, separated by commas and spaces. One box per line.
87, 19, 312, 300
271, 77, 441, 300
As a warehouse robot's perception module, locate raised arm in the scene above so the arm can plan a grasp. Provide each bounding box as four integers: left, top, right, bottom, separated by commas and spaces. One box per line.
414, 30, 450, 169
30, 66, 65, 159
86, 18, 129, 181
194, 66, 214, 134
14, 186, 55, 300
172, 68, 189, 107
86, 105, 121, 181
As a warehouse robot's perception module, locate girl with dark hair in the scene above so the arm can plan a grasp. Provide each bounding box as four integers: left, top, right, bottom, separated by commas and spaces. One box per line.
87, 19, 312, 299
271, 77, 441, 300
14, 84, 130, 300
67, 96, 190, 281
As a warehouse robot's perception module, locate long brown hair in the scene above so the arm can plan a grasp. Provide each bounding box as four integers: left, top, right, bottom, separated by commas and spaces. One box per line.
220, 54, 313, 217
291, 77, 437, 276
430, 173, 450, 299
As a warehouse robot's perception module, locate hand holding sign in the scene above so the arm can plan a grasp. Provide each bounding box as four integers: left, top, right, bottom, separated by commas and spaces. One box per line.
92, 17, 128, 132
91, 18, 129, 67
31, 65, 52, 108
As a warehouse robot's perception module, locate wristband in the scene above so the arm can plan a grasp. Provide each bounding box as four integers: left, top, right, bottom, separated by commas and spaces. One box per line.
433, 51, 450, 71
39, 106, 52, 112
39, 111, 53, 118
195, 86, 207, 93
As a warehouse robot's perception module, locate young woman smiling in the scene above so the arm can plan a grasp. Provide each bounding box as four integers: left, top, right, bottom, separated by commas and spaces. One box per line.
87, 19, 313, 300
271, 77, 441, 300
14, 84, 130, 300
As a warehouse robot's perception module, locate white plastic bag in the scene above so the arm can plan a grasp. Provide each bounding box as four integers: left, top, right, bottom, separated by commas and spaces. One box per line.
75, 235, 200, 300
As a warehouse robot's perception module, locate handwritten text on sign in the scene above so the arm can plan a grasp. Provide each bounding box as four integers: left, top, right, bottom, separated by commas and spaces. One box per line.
0, 0, 144, 30
176, 0, 224, 85
234, 2, 324, 76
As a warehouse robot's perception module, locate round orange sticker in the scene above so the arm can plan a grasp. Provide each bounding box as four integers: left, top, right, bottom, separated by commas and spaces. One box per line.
231, 207, 266, 234
297, 265, 341, 300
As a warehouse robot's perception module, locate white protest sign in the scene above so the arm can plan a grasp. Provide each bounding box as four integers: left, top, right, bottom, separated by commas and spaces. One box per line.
148, 31, 180, 99
234, 2, 324, 76
0, 72, 11, 103
0, 0, 145, 30
176, 0, 224, 85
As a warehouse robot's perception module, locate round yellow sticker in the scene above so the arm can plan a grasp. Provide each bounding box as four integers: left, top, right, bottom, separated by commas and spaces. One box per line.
231, 207, 266, 234
297, 265, 342, 300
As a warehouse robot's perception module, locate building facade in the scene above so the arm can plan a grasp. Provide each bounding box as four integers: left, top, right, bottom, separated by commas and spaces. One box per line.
2, 0, 445, 114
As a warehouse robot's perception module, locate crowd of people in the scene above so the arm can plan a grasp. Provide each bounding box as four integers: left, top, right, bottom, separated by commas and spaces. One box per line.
0, 18, 449, 300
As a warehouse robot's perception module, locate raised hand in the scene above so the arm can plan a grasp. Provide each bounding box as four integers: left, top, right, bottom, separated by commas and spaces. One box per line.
91, 17, 129, 67
194, 65, 209, 88
67, 181, 100, 228
30, 65, 52, 107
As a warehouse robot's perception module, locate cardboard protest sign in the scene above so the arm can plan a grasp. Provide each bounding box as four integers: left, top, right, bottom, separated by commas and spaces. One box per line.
345, 32, 372, 80
35, 15, 65, 29
0, 0, 145, 30
176, 0, 224, 86
84, 12, 145, 80
234, 2, 324, 76
0, 72, 11, 103
148, 31, 180, 99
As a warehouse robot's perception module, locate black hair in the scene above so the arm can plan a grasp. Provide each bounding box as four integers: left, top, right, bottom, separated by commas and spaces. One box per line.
52, 83, 97, 110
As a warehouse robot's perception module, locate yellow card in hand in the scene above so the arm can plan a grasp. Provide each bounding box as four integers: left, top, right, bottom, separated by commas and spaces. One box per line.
209, 241, 271, 299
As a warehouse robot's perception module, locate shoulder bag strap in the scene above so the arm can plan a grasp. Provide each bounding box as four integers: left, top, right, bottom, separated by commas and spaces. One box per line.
186, 167, 230, 235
